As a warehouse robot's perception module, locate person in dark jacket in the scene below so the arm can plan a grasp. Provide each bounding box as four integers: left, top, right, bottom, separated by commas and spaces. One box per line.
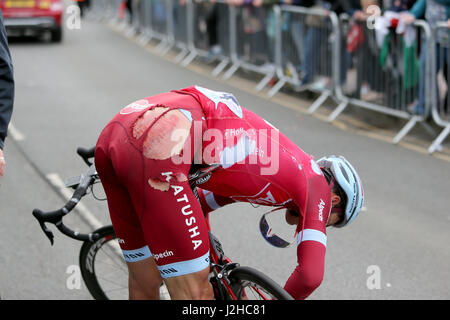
0, 9, 15, 178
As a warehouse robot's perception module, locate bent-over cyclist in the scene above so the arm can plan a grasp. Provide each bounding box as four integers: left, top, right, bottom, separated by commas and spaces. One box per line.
94, 86, 364, 300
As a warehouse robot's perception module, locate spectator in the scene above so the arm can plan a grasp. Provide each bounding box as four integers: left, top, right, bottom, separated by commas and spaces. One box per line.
279, 0, 317, 88
302, 0, 332, 89
401, 0, 450, 115
0, 9, 14, 178
388, 0, 416, 12
77, 0, 91, 18
205, 2, 222, 57
342, 0, 387, 102
329, 0, 364, 87
194, 0, 225, 60
280, 0, 360, 90
229, 0, 278, 69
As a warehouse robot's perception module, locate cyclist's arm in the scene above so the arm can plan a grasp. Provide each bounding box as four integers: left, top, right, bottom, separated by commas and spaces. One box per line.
284, 175, 331, 300
284, 234, 326, 300
197, 188, 235, 214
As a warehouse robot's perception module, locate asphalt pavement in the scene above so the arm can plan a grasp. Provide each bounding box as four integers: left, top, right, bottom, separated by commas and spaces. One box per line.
1, 15, 449, 300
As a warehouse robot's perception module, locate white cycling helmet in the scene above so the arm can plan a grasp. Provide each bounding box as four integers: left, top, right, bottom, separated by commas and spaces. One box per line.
317, 155, 364, 228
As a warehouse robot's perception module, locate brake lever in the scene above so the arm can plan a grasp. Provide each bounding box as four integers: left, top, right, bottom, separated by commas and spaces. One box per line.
36, 219, 55, 246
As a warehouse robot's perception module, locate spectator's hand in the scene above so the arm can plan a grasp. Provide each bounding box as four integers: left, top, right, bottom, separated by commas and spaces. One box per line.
0, 148, 5, 178
252, 0, 263, 7
229, 0, 244, 6
353, 10, 367, 22
227, 0, 244, 7
447, 19, 450, 28
400, 12, 416, 25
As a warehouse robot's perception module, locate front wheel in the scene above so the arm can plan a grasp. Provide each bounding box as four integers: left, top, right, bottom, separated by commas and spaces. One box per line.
227, 266, 294, 300
79, 225, 129, 300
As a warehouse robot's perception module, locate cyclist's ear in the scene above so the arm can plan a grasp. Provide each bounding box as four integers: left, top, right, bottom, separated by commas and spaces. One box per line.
331, 193, 341, 207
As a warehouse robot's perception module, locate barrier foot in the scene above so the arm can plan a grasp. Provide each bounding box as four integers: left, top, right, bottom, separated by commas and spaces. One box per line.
181, 51, 198, 67
256, 73, 274, 92
308, 91, 331, 114
137, 34, 151, 46
393, 116, 420, 144
156, 40, 168, 52
419, 121, 438, 138
223, 63, 240, 80
212, 59, 229, 77
428, 124, 450, 154
328, 100, 349, 122
157, 41, 173, 56
117, 21, 128, 31
174, 48, 189, 64
125, 27, 137, 38
268, 78, 286, 98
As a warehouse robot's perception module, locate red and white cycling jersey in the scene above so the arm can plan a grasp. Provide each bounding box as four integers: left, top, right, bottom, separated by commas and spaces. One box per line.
95, 86, 332, 300
182, 86, 331, 300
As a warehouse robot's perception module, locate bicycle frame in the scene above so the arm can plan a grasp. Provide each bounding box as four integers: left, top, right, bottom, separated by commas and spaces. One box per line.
205, 215, 274, 300
206, 219, 238, 300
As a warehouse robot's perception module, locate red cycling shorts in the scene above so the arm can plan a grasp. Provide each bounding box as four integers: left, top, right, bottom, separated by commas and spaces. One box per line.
95, 91, 210, 278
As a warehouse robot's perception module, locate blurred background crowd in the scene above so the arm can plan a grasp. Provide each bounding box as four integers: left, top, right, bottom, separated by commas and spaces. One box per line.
117, 0, 449, 115
72, 0, 450, 153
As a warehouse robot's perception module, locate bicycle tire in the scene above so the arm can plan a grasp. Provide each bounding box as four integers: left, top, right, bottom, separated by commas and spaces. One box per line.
79, 225, 128, 300
79, 225, 172, 300
228, 266, 294, 300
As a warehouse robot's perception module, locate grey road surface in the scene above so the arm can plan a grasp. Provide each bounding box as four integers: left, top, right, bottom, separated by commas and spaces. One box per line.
1, 18, 449, 300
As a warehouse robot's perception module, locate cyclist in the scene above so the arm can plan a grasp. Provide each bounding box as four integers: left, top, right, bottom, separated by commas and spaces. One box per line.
95, 86, 364, 300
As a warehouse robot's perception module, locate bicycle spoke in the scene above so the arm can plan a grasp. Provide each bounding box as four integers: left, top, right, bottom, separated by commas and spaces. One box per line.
94, 253, 127, 273
237, 281, 276, 300
95, 274, 127, 288
97, 245, 127, 271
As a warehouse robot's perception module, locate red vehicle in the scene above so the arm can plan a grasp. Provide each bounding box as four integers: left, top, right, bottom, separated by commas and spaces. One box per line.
1, 0, 63, 42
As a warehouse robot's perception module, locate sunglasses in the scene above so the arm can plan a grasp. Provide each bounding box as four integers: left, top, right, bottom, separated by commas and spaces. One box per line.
259, 213, 293, 248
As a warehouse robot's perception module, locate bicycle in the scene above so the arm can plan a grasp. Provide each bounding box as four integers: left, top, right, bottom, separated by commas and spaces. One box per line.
33, 147, 294, 300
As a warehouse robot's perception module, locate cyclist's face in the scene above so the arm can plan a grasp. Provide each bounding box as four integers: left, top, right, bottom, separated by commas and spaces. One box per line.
327, 212, 343, 227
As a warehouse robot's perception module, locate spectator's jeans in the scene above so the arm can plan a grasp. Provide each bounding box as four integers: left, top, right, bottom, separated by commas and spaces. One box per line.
303, 26, 322, 84
416, 41, 448, 115
290, 20, 305, 72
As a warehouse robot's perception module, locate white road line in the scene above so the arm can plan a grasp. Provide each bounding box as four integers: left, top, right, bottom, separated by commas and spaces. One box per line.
46, 173, 103, 230
8, 122, 25, 141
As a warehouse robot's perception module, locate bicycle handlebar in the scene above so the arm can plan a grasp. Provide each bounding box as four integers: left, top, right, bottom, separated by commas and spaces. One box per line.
34, 146, 221, 246
33, 156, 100, 245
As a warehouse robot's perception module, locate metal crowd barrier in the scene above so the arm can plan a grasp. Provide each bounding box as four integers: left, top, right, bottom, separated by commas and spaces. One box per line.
89, 0, 123, 22
87, 1, 450, 152
429, 22, 450, 154
181, 0, 230, 76
331, 16, 432, 145
269, 5, 340, 114
220, 4, 277, 91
